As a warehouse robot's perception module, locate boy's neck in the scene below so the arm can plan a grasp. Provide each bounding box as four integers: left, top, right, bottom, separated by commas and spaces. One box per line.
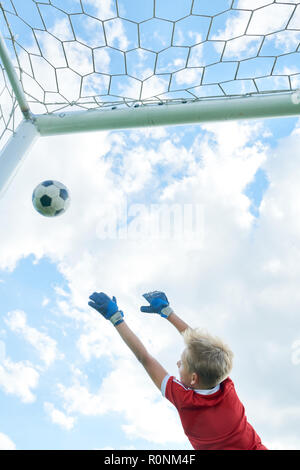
191, 382, 215, 391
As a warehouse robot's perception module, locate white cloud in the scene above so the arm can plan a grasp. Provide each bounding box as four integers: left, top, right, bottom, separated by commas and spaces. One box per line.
0, 355, 39, 403
63, 42, 94, 77
211, 10, 251, 41
84, 0, 116, 21
58, 358, 188, 446
291, 339, 300, 366
4, 310, 63, 367
44, 402, 76, 431
104, 18, 131, 51
247, 4, 295, 35
289, 4, 300, 29
0, 340, 5, 362
34, 30, 67, 69
76, 320, 116, 362
42, 297, 50, 307
236, 0, 283, 8
265, 437, 300, 451
0, 112, 300, 448
0, 432, 16, 450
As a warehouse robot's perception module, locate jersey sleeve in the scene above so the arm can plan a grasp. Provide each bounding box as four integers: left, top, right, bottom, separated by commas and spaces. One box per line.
161, 374, 191, 410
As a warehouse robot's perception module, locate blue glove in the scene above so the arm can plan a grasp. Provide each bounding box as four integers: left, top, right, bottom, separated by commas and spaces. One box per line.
88, 292, 124, 326
140, 291, 173, 318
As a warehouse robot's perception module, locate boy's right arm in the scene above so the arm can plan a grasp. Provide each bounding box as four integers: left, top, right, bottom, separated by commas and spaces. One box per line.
140, 291, 191, 334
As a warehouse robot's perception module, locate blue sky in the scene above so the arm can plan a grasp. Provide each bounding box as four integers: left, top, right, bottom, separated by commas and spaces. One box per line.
0, 0, 300, 451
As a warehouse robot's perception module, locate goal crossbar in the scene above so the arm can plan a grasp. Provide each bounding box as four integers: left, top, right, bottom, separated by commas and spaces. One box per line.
34, 91, 300, 136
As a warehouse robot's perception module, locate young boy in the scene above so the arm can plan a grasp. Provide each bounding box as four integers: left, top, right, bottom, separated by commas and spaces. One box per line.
88, 290, 267, 450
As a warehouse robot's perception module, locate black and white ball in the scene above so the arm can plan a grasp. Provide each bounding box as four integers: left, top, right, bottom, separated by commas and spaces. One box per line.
32, 180, 70, 217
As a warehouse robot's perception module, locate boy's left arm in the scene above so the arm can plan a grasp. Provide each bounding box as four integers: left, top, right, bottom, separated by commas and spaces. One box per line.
88, 292, 168, 391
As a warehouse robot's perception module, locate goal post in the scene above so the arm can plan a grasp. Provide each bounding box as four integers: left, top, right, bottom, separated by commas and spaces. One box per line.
0, 119, 38, 197
0, 31, 31, 119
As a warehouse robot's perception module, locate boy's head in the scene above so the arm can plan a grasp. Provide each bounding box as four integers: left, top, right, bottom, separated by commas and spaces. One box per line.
178, 328, 233, 390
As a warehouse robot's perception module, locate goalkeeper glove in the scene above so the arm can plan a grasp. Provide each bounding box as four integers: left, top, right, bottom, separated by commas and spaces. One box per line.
88, 292, 124, 326
140, 291, 173, 319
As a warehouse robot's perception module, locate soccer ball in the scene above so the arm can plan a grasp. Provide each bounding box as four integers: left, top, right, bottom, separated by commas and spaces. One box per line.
32, 180, 70, 217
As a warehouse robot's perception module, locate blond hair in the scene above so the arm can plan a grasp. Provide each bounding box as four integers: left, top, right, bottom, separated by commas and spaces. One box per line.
181, 327, 233, 388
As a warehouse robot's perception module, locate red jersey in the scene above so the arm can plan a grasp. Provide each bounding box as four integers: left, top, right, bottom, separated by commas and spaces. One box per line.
161, 375, 267, 450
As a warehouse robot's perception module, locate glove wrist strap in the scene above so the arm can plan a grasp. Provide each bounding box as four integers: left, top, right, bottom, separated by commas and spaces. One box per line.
110, 310, 124, 326
160, 306, 174, 318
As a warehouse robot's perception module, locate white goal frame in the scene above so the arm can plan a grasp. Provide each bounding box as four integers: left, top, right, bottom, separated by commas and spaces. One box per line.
0, 25, 300, 197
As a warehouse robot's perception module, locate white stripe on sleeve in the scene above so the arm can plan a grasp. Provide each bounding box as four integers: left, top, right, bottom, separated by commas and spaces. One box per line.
161, 374, 171, 397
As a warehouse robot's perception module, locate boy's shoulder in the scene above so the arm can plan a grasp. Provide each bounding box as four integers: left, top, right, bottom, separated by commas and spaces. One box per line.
162, 374, 234, 406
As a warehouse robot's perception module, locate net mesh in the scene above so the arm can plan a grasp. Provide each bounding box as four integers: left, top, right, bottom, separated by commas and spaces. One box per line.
0, 56, 23, 149
0, 0, 299, 132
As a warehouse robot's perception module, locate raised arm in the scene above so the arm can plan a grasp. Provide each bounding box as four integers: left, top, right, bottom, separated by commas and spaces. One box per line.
115, 321, 168, 389
140, 291, 191, 334
88, 292, 168, 390
167, 311, 190, 334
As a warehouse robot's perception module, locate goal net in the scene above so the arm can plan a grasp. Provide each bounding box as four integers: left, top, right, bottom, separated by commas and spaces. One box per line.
0, 0, 300, 194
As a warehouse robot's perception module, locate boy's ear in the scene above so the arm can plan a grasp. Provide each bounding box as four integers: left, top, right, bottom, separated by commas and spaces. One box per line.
190, 372, 200, 386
